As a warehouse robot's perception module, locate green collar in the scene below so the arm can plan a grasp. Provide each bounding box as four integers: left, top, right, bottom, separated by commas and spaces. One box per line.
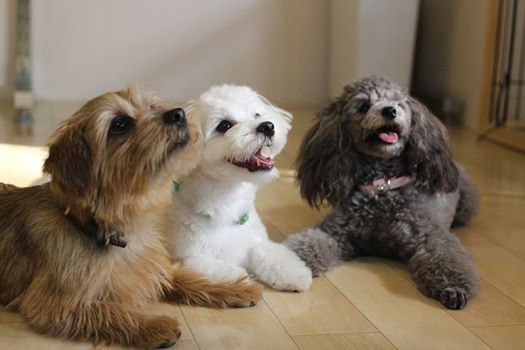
172, 180, 249, 225
238, 213, 250, 225
172, 180, 182, 193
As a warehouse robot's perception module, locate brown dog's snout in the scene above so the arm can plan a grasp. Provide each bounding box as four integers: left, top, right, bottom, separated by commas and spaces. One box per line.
163, 108, 187, 127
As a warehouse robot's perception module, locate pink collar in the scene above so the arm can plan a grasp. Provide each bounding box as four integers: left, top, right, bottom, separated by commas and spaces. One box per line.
358, 176, 415, 194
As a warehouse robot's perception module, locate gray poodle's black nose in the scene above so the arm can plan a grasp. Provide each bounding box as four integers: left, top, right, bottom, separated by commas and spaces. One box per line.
163, 108, 186, 127
256, 121, 275, 137
381, 106, 397, 120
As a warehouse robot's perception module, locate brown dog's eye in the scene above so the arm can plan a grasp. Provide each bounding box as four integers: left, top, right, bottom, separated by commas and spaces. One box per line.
358, 101, 371, 114
216, 120, 233, 133
109, 115, 134, 136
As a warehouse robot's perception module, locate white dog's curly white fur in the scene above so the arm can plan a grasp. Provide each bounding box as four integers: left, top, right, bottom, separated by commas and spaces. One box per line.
167, 85, 312, 292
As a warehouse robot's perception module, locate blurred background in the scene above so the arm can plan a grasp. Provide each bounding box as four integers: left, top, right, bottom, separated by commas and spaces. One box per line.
1, 3, 525, 350
0, 0, 524, 172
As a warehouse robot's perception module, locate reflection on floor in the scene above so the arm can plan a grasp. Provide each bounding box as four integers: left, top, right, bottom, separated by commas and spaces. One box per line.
1, 105, 525, 350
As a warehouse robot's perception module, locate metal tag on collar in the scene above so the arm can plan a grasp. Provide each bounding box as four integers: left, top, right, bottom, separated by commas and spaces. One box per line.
374, 178, 391, 193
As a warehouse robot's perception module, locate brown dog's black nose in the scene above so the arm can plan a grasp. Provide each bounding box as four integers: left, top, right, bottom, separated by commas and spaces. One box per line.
163, 108, 186, 127
256, 121, 274, 137
381, 106, 397, 120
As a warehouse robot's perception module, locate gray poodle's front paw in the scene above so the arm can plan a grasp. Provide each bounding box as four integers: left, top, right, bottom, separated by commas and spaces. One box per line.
438, 286, 469, 310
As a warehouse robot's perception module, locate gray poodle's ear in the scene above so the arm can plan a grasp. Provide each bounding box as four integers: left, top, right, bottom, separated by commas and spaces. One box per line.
296, 99, 356, 208
406, 98, 459, 193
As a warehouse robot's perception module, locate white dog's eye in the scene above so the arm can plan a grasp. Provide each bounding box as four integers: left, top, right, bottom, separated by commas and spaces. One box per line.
255, 113, 261, 118
216, 120, 233, 133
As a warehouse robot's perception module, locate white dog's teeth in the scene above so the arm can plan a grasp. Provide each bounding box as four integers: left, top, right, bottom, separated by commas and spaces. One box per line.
260, 146, 272, 158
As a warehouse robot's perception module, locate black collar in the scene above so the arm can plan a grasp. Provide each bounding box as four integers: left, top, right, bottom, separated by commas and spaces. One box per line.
65, 209, 127, 248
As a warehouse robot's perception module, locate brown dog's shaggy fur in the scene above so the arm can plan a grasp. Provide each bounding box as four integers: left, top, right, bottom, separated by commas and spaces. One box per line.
0, 87, 261, 348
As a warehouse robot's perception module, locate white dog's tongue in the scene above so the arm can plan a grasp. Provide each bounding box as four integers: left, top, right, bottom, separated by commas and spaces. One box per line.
378, 132, 399, 144
251, 146, 273, 167
252, 153, 273, 166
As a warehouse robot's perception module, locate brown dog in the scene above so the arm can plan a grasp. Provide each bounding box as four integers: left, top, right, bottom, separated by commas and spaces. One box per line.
0, 86, 261, 349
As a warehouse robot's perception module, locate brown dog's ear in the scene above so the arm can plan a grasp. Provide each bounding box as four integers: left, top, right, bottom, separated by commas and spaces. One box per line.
43, 122, 93, 200
406, 98, 459, 193
296, 99, 357, 208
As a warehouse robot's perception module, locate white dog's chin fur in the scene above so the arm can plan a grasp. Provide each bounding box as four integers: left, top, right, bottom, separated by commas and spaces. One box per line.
168, 84, 312, 292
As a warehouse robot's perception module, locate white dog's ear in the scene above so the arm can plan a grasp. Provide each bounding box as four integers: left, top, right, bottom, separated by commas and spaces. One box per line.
257, 94, 293, 123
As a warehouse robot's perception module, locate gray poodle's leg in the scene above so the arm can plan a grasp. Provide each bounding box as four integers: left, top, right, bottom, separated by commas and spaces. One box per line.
406, 228, 479, 310
451, 165, 479, 228
284, 228, 348, 277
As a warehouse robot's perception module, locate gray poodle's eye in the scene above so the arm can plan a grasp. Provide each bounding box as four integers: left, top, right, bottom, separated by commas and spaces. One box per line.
357, 100, 371, 114
216, 120, 233, 133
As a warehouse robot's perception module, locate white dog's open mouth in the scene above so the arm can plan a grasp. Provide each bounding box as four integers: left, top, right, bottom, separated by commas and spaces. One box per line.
228, 148, 274, 172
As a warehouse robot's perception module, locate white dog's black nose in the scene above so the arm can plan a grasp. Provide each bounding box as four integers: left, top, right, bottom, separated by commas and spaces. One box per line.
381, 106, 397, 120
163, 108, 186, 127
256, 121, 275, 137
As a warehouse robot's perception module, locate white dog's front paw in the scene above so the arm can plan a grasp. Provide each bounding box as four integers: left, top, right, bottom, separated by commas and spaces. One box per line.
271, 264, 313, 292
209, 263, 249, 283
184, 256, 249, 283
248, 241, 314, 292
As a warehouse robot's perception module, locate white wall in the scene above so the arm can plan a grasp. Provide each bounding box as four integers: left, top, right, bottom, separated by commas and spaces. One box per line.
0, 0, 329, 106
329, 0, 419, 97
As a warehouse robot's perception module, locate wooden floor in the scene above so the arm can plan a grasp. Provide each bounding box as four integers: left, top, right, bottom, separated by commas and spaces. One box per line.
1, 106, 525, 350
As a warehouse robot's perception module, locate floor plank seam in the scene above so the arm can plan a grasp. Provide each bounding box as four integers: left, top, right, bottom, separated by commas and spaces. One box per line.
325, 265, 495, 350
179, 306, 202, 350
469, 324, 525, 329
460, 323, 498, 350
476, 264, 525, 309
261, 295, 302, 350
290, 330, 382, 336
321, 275, 387, 336
386, 258, 525, 330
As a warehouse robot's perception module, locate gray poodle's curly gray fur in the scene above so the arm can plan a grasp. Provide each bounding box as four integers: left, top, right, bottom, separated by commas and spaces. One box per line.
285, 76, 479, 310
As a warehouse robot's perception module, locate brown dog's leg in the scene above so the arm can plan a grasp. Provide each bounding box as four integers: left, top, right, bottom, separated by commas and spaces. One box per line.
166, 265, 262, 308
20, 299, 181, 348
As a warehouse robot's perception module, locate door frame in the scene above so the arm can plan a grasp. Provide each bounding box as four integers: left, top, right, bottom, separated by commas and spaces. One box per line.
479, 0, 525, 152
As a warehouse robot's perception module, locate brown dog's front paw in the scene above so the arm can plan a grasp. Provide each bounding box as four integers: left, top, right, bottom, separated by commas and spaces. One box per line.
439, 287, 469, 310
133, 316, 181, 349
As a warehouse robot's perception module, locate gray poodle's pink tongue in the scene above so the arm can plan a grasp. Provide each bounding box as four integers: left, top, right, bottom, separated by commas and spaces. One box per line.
378, 132, 399, 144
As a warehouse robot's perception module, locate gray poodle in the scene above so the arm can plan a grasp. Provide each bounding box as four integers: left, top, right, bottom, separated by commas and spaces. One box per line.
285, 76, 479, 310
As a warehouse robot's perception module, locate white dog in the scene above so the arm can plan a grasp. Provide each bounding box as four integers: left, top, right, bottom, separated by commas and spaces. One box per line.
167, 85, 312, 292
